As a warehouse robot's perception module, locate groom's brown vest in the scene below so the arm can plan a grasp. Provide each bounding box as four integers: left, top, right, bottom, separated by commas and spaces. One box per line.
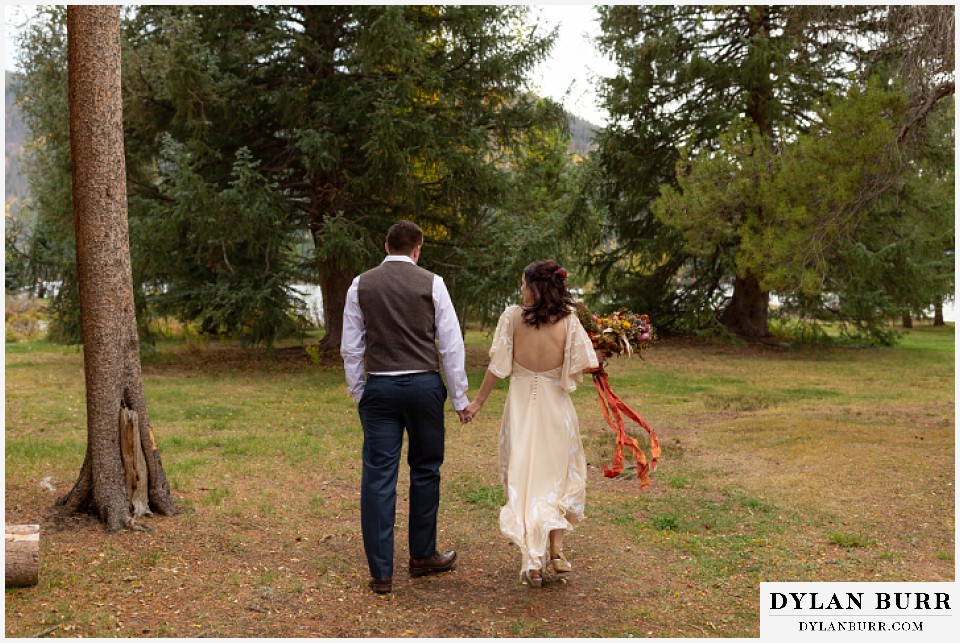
358, 261, 440, 373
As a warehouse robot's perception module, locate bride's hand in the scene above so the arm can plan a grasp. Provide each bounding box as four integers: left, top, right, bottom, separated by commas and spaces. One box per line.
465, 400, 482, 422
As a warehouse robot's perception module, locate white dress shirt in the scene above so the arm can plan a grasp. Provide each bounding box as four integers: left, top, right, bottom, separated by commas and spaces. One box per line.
340, 255, 469, 410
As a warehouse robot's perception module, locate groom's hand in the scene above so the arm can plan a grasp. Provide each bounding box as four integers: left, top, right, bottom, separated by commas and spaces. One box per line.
456, 408, 471, 424
462, 400, 482, 424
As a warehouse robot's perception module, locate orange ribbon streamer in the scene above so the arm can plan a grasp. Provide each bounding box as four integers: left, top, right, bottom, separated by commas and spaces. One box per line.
590, 366, 661, 491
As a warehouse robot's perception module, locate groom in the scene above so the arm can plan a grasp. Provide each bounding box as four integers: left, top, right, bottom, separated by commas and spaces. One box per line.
340, 220, 469, 594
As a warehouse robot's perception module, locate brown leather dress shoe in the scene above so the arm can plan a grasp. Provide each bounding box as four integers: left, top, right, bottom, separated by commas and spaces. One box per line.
409, 550, 457, 577
369, 577, 392, 594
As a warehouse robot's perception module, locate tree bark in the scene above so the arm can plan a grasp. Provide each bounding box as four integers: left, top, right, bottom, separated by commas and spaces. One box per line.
933, 297, 945, 326
901, 313, 914, 329
745, 7, 774, 138
721, 273, 771, 338
316, 256, 354, 351
120, 408, 151, 518
58, 5, 175, 530
5, 525, 40, 587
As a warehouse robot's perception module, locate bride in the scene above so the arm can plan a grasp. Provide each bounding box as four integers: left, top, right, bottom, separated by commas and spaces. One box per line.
463, 260, 603, 587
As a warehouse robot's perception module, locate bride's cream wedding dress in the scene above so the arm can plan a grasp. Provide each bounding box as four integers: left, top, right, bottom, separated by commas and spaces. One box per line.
487, 305, 599, 578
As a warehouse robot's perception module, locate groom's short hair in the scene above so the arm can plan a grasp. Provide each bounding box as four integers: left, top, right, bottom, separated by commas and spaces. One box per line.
386, 220, 424, 255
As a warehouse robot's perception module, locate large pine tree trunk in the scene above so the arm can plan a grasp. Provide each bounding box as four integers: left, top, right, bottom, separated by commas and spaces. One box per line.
721, 273, 771, 339
316, 257, 353, 351
58, 5, 175, 530
720, 7, 773, 341
933, 296, 945, 326
303, 9, 355, 353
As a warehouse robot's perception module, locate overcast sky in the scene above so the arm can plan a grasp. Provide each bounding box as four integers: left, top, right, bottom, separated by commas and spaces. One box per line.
529, 4, 616, 126
3, 4, 615, 126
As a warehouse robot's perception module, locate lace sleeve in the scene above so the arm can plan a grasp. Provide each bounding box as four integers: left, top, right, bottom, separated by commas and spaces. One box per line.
560, 312, 600, 392
488, 305, 517, 378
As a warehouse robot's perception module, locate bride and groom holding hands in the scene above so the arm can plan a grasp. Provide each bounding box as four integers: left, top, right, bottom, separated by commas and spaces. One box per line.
340, 221, 604, 594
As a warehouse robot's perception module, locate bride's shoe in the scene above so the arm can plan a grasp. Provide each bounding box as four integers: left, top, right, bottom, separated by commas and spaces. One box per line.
550, 550, 572, 574
524, 569, 543, 588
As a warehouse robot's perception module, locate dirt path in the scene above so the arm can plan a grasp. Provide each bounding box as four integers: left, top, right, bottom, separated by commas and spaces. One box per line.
5, 335, 953, 637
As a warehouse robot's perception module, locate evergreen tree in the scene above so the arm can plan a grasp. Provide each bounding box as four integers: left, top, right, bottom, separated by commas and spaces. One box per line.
60, 4, 175, 529
587, 5, 953, 338
654, 82, 954, 344
14, 6, 84, 341
17, 5, 574, 347
126, 4, 571, 348
810, 98, 954, 339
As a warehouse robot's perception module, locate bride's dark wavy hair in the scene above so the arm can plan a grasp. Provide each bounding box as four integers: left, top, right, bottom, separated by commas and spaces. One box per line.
521, 260, 574, 328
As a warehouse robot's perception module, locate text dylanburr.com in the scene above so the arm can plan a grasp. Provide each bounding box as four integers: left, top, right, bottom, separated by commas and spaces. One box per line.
760, 582, 956, 641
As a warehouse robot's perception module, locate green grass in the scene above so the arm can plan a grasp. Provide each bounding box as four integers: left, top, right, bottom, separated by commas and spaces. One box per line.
455, 482, 505, 511
4, 323, 953, 638
202, 487, 230, 507
5, 436, 85, 464
649, 513, 680, 531
828, 532, 877, 549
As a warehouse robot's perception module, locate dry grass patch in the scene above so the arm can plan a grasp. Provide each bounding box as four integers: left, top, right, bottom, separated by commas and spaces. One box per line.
5, 325, 954, 637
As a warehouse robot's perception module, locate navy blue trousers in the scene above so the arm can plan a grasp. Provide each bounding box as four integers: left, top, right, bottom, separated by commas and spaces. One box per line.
359, 373, 446, 579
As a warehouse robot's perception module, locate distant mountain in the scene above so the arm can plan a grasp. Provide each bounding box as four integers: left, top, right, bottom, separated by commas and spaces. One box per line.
5, 71, 30, 209
565, 110, 599, 158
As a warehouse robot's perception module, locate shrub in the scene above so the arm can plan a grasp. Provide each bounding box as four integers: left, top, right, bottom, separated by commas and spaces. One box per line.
5, 295, 49, 342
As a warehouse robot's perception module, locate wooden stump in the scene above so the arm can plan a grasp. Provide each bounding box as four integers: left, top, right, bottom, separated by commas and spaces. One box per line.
119, 408, 151, 517
5, 524, 40, 587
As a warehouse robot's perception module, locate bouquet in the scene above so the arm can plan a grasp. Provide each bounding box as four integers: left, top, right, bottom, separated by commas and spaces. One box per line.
574, 302, 661, 491
575, 303, 657, 359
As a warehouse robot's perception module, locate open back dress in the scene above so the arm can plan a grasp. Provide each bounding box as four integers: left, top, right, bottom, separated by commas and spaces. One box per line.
487, 304, 599, 577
